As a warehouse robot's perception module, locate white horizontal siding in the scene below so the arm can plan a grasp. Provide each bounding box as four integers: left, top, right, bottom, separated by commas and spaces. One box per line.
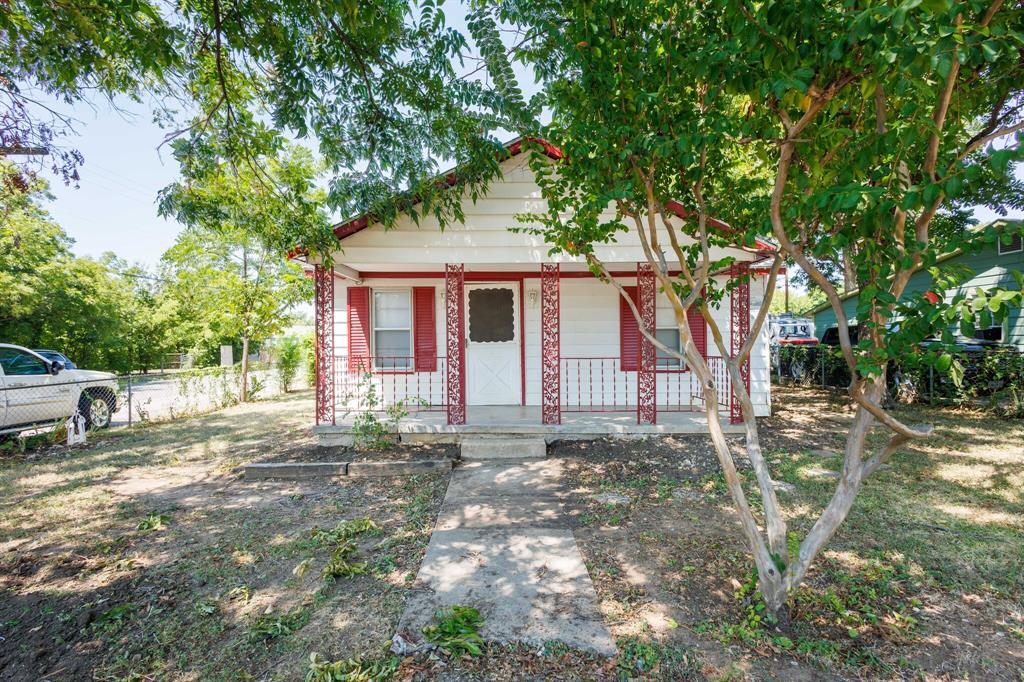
331, 273, 771, 416
332, 154, 760, 269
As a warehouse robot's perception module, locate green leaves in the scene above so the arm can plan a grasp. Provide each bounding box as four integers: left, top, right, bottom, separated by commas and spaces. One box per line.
422, 605, 486, 657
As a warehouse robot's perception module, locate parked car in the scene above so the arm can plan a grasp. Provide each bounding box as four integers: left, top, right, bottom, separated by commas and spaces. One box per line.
768, 313, 819, 346
0, 344, 119, 437
34, 349, 78, 370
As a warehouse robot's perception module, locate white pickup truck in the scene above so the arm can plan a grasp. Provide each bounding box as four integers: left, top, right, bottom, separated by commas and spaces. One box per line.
0, 344, 120, 437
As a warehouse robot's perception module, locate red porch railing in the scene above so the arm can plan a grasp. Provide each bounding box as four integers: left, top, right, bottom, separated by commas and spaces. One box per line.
559, 356, 730, 414
333, 357, 448, 420
329, 355, 729, 422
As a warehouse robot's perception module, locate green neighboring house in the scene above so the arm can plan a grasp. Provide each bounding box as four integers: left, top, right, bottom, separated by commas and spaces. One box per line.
811, 220, 1024, 350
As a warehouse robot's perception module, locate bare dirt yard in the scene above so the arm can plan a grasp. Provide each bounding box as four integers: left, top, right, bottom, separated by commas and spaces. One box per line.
0, 387, 1021, 680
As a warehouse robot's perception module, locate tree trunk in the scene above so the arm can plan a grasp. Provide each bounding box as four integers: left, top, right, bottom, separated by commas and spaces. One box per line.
842, 248, 857, 292
240, 336, 250, 403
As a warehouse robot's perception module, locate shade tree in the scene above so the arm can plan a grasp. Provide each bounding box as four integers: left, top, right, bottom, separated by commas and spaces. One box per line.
476, 0, 1024, 618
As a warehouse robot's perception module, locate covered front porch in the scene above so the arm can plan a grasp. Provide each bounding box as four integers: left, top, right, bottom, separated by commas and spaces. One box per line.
312, 260, 755, 438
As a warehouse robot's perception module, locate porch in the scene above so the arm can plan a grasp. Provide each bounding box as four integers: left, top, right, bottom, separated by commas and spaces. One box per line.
314, 405, 745, 445
312, 261, 758, 438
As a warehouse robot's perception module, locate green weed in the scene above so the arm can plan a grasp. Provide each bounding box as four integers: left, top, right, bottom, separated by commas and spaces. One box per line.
94, 603, 135, 634
422, 605, 485, 657
247, 608, 309, 641
616, 636, 702, 680
136, 513, 171, 532
310, 518, 381, 547
304, 652, 399, 681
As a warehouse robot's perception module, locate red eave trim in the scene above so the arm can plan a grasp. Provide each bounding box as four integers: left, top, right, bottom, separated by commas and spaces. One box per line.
664, 200, 776, 253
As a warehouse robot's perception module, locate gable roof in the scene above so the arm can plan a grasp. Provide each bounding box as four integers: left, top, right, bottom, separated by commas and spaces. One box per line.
331, 136, 776, 254
333, 138, 563, 240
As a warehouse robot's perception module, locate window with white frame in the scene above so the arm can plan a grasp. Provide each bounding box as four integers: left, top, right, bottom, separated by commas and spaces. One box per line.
655, 325, 682, 368
998, 233, 1022, 255
971, 319, 1007, 343
373, 289, 412, 369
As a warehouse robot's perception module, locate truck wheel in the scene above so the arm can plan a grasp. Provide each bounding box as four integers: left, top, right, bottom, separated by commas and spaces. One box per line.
79, 390, 115, 430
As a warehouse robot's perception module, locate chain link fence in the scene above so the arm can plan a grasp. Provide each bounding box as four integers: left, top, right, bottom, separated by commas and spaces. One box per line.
1, 364, 309, 448
772, 344, 1024, 416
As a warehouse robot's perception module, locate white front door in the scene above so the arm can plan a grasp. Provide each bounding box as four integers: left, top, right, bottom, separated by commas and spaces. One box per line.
465, 283, 521, 405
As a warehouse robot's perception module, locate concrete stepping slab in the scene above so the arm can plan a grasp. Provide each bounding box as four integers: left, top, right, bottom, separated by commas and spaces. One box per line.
449, 461, 565, 498
461, 437, 547, 461
395, 528, 616, 656
435, 497, 566, 530
393, 457, 615, 657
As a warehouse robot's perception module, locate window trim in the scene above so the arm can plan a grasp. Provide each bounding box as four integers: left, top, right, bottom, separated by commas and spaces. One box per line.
371, 288, 414, 372
998, 234, 1023, 255
970, 317, 1009, 343
655, 302, 697, 373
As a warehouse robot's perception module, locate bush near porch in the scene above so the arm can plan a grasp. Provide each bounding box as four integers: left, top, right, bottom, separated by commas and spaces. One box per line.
0, 387, 1020, 680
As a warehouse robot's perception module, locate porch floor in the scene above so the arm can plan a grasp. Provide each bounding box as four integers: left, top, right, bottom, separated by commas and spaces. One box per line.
316, 406, 743, 444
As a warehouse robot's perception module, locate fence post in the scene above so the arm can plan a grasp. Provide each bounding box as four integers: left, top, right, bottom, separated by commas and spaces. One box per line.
821, 351, 826, 388
127, 373, 133, 427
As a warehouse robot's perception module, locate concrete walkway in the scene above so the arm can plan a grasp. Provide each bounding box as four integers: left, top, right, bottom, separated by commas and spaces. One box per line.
393, 458, 616, 656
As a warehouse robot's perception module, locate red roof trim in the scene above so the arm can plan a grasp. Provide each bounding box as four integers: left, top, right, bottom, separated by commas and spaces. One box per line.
664, 199, 776, 253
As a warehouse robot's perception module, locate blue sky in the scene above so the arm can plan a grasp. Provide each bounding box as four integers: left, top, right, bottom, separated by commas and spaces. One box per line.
43, 97, 184, 267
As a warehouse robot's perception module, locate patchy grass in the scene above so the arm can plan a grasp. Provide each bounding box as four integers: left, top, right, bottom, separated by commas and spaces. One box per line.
564, 386, 1024, 680
1, 386, 1021, 680
0, 391, 448, 681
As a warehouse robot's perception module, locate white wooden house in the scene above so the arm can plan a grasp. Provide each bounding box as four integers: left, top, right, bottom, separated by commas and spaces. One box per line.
309, 140, 775, 443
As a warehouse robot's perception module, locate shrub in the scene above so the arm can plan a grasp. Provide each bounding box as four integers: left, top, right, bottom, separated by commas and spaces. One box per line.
276, 335, 304, 392
303, 332, 316, 390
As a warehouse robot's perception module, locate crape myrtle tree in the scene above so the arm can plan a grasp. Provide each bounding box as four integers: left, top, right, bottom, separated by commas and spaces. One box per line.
477, 0, 1024, 619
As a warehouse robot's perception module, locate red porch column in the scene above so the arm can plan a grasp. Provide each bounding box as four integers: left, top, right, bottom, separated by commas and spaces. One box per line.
637, 263, 657, 424
314, 264, 335, 425
541, 263, 561, 424
730, 263, 751, 424
445, 264, 467, 425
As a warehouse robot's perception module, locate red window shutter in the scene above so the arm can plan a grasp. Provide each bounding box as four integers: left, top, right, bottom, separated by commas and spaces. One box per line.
687, 307, 707, 358
347, 287, 371, 371
413, 287, 437, 372
619, 286, 640, 371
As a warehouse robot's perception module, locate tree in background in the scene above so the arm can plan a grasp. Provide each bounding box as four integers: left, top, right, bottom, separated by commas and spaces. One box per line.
159, 146, 318, 401
273, 336, 304, 393
0, 161, 174, 371
3, 0, 517, 259
479, 0, 1024, 619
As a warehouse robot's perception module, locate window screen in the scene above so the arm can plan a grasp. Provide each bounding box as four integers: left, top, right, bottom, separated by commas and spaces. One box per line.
468, 288, 515, 342
373, 290, 411, 369
998, 234, 1022, 255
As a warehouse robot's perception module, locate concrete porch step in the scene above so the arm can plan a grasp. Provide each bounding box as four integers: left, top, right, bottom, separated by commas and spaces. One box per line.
460, 437, 547, 461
